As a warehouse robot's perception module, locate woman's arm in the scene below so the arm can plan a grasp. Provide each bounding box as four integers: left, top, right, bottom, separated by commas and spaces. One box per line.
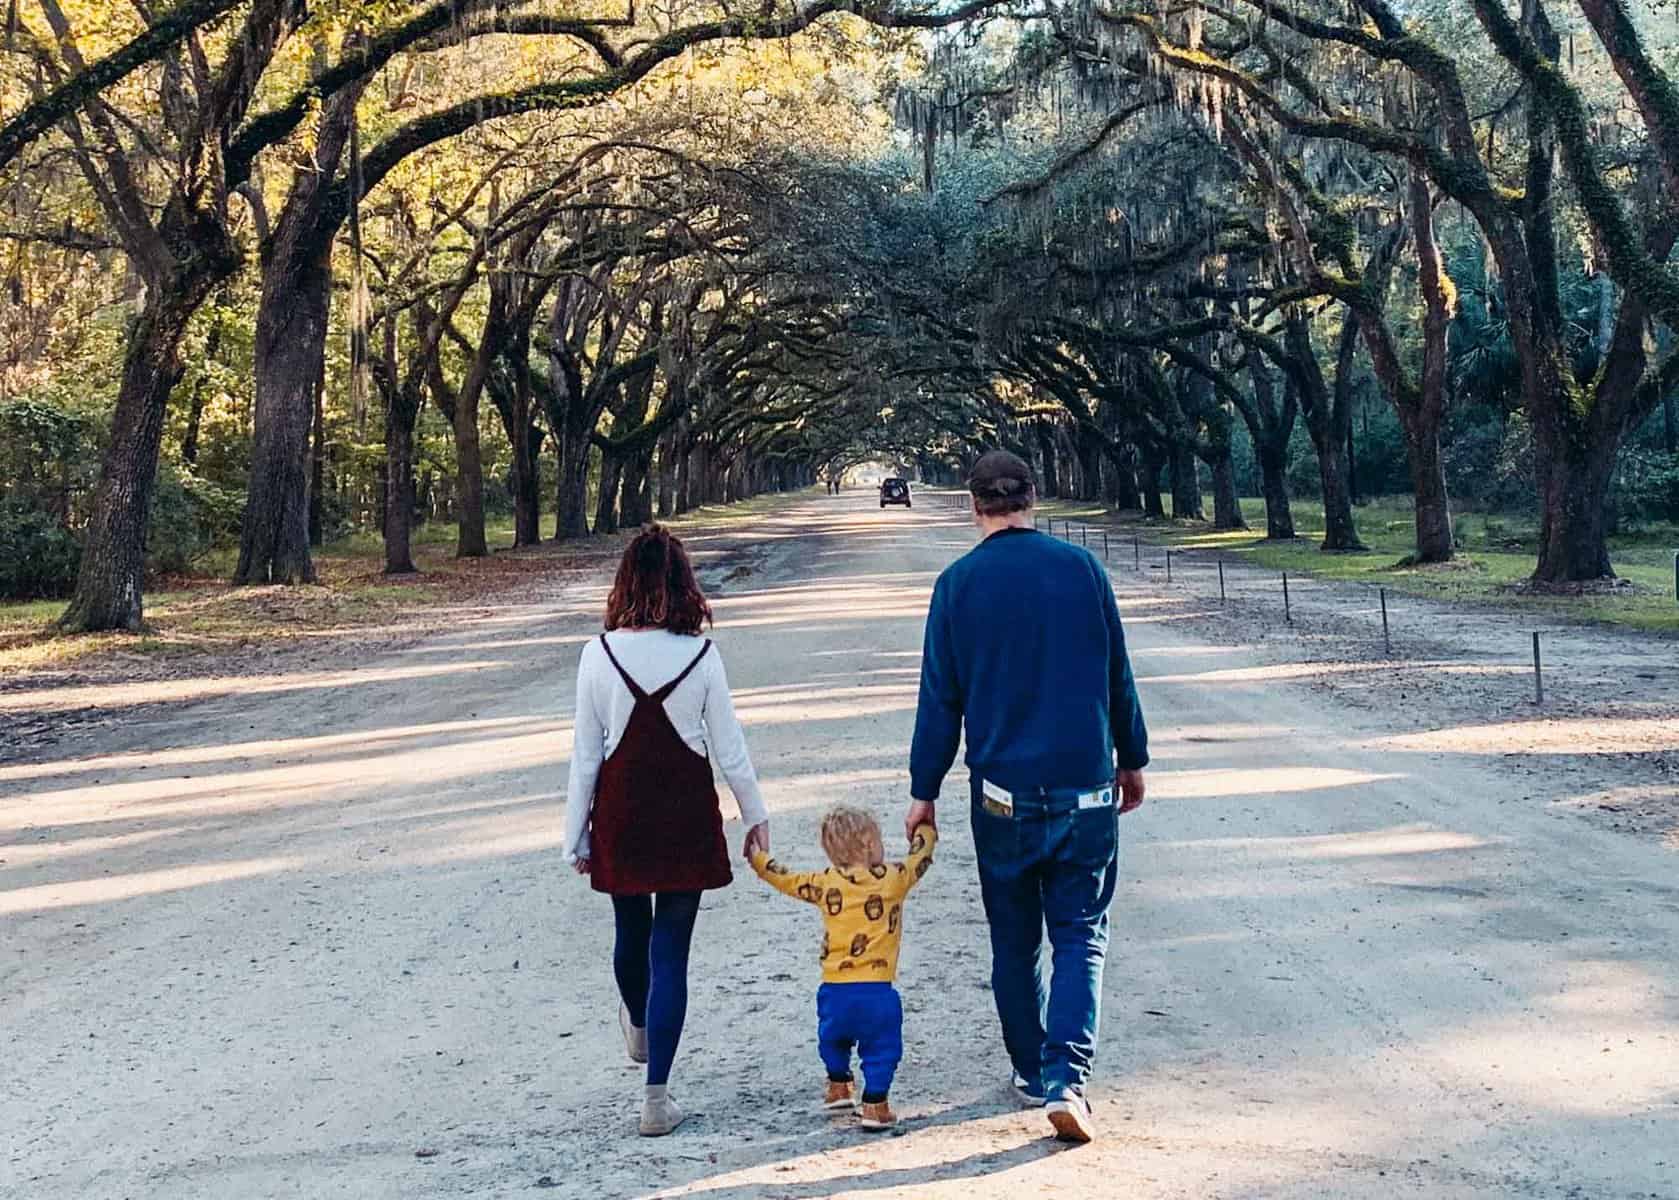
562, 643, 607, 864
701, 650, 769, 830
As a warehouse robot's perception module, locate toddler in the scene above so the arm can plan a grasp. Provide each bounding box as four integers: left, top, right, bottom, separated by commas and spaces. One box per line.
751, 807, 937, 1131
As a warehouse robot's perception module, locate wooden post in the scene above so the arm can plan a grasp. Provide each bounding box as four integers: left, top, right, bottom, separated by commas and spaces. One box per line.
1283, 572, 1291, 623
1166, 550, 1173, 582
1218, 560, 1225, 605
1133, 536, 1140, 570
1532, 632, 1544, 704
1380, 588, 1391, 656
1103, 529, 1110, 559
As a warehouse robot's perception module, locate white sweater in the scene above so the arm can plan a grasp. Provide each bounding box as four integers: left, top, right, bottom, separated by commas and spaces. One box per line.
562, 629, 767, 862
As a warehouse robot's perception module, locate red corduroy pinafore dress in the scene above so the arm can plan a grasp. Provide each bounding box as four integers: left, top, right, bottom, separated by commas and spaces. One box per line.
587, 634, 733, 895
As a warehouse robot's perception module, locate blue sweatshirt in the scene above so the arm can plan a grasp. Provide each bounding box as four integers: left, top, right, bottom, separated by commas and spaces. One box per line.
909, 526, 1148, 802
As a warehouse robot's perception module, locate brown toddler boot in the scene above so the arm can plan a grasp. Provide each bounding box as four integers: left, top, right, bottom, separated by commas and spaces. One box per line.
823, 1079, 857, 1112
858, 1098, 896, 1131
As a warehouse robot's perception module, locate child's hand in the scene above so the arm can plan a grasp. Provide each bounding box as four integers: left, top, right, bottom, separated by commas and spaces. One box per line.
743, 821, 770, 860
904, 800, 936, 846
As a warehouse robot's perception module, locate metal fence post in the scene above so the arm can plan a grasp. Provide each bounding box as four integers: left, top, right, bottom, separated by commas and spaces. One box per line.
1283, 572, 1291, 623
1380, 587, 1391, 656
1532, 632, 1544, 704
1218, 561, 1226, 605
1103, 529, 1110, 560
1166, 550, 1173, 582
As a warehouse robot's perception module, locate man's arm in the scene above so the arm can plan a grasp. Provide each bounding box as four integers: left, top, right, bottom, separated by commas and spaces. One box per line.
1100, 565, 1149, 811
908, 574, 962, 806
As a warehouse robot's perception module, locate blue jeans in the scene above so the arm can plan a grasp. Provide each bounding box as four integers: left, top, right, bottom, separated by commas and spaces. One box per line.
817, 981, 903, 1102
970, 779, 1118, 1097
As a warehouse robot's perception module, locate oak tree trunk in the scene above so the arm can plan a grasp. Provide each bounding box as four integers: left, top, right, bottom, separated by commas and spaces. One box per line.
59, 284, 207, 631
1208, 449, 1246, 531
1257, 444, 1295, 540
1402, 419, 1454, 564
594, 450, 623, 535
1532, 428, 1617, 581
383, 390, 419, 575
1168, 442, 1203, 520
237, 248, 328, 584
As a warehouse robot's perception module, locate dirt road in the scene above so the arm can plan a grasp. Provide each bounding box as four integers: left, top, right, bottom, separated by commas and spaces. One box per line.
4, 495, 1676, 1198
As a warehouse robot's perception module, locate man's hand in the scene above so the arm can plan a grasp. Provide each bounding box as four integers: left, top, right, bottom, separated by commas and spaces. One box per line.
1117, 768, 1146, 814
904, 799, 936, 845
572, 857, 591, 876
743, 821, 770, 860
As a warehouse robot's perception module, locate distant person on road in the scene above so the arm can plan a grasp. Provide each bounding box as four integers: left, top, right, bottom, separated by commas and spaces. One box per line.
750, 806, 938, 1132
563, 524, 770, 1137
905, 448, 1148, 1144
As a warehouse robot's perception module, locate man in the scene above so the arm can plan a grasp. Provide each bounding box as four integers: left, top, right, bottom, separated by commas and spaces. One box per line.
905, 448, 1148, 1144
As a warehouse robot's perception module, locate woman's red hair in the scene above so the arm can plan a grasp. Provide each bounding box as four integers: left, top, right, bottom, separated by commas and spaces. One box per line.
604, 524, 712, 636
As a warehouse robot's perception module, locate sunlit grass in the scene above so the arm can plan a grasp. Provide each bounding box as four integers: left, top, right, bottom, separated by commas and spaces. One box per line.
0, 492, 818, 674
1037, 494, 1679, 634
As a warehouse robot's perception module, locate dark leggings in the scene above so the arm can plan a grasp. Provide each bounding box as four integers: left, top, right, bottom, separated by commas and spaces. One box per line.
611, 891, 702, 1087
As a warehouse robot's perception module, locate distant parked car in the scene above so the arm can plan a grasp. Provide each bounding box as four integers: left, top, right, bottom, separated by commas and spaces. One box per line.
879, 477, 912, 508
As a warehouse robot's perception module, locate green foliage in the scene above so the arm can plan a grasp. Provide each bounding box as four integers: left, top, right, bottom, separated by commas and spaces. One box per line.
146, 466, 245, 576
0, 501, 83, 599
0, 398, 99, 598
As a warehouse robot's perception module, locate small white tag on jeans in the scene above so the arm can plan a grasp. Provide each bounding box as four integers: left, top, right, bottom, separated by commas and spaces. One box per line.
981, 779, 1014, 814
1078, 786, 1114, 810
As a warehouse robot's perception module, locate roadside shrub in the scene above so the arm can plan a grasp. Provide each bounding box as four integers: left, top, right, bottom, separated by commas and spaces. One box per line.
0, 500, 82, 598
0, 397, 99, 522
147, 466, 244, 575
1611, 453, 1679, 526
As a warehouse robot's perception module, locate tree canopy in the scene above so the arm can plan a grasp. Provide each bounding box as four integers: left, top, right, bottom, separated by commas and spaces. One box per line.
2, 0, 1677, 623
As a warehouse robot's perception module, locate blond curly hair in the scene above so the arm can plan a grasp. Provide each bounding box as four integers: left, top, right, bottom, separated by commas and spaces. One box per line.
820, 805, 885, 870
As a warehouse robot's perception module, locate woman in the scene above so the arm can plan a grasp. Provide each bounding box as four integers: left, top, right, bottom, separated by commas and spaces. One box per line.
563, 524, 769, 1137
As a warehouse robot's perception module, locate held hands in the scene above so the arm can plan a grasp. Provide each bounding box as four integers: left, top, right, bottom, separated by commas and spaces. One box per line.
572, 857, 590, 876
742, 821, 770, 860
1117, 768, 1146, 814
904, 799, 936, 846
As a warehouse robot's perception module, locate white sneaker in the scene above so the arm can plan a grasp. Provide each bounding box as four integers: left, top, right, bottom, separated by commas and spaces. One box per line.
619, 1002, 648, 1065
1046, 1088, 1096, 1143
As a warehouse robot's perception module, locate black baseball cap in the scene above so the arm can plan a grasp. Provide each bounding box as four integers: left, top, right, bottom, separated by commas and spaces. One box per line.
967, 449, 1036, 500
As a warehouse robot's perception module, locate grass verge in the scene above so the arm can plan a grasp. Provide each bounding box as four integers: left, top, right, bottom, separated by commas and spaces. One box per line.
0, 492, 821, 675
1035, 494, 1679, 634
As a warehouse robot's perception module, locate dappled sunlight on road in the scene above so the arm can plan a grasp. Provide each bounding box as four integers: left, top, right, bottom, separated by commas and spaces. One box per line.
1141, 660, 1529, 685
0, 855, 303, 917
734, 684, 919, 726
7, 493, 1679, 1200
1369, 716, 1679, 756
0, 715, 542, 784
0, 659, 514, 713
1149, 764, 1407, 799
1152, 825, 1492, 860
0, 719, 569, 830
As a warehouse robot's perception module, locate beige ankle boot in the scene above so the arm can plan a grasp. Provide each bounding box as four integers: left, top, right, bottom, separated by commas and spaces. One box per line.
619, 1002, 648, 1065
639, 1085, 686, 1137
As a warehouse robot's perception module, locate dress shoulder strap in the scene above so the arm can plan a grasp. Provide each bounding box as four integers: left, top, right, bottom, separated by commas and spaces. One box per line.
597, 634, 647, 700
651, 639, 713, 702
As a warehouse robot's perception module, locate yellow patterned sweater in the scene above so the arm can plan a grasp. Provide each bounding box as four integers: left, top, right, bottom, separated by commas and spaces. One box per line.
750, 826, 937, 984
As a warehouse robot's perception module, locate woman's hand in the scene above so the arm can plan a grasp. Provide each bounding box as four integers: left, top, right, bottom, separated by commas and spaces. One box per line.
572, 857, 591, 876
742, 821, 770, 860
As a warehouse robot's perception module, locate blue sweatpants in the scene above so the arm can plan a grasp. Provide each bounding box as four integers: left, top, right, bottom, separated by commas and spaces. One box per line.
817, 981, 903, 1102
